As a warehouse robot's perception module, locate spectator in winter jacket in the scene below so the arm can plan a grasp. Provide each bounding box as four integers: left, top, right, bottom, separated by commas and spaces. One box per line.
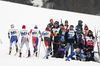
83, 45, 95, 61
56, 24, 66, 58
52, 21, 62, 57
85, 30, 95, 51
76, 29, 84, 49
64, 20, 69, 31
66, 48, 86, 61
76, 20, 83, 33
65, 25, 77, 59
47, 19, 54, 28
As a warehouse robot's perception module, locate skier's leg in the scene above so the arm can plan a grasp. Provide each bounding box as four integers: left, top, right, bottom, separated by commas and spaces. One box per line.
26, 38, 30, 57
35, 37, 39, 56
19, 37, 24, 57
44, 39, 50, 59
44, 40, 49, 47
14, 41, 18, 53
13, 36, 18, 53
9, 43, 13, 55
35, 37, 39, 52
9, 36, 14, 55
32, 36, 36, 53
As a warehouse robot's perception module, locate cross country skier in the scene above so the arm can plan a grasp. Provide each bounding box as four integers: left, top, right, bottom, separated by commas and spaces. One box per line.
76, 20, 83, 33
8, 24, 19, 55
29, 25, 41, 57
65, 48, 86, 61
52, 21, 62, 58
17, 25, 30, 57
47, 19, 54, 28
65, 25, 77, 60
64, 20, 69, 31
41, 27, 53, 59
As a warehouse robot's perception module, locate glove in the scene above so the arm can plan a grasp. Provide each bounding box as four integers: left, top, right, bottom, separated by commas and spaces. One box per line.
65, 58, 70, 61
16, 39, 18, 43
8, 35, 10, 39
41, 38, 43, 41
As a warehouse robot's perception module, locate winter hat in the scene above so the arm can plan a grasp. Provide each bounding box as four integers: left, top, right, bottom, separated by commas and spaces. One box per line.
65, 20, 68, 23
60, 24, 64, 26
55, 21, 59, 24
70, 25, 74, 27
45, 27, 49, 31
84, 24, 89, 30
50, 19, 53, 22
88, 30, 92, 33
34, 25, 38, 28
22, 25, 26, 29
78, 20, 83, 23
11, 24, 14, 28
84, 24, 88, 27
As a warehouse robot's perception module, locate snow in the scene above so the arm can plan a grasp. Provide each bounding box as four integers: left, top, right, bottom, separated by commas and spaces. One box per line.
0, 1, 100, 66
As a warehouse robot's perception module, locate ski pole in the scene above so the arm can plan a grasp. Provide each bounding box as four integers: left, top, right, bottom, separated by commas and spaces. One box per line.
41, 41, 46, 52
38, 40, 42, 58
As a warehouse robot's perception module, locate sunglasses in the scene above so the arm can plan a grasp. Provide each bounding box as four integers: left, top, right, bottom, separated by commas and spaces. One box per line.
65, 22, 68, 23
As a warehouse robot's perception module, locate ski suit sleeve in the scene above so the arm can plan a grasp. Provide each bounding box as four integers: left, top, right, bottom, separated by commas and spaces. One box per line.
40, 31, 43, 38
39, 30, 41, 34
51, 32, 53, 38
17, 29, 19, 34
17, 30, 21, 39
67, 52, 75, 59
28, 29, 32, 35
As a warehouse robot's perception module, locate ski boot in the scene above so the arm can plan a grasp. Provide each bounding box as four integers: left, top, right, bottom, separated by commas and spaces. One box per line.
9, 47, 12, 55
33, 47, 36, 54
19, 52, 22, 57
35, 52, 38, 57
46, 56, 48, 59
9, 51, 11, 55
28, 50, 30, 57
46, 48, 50, 59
